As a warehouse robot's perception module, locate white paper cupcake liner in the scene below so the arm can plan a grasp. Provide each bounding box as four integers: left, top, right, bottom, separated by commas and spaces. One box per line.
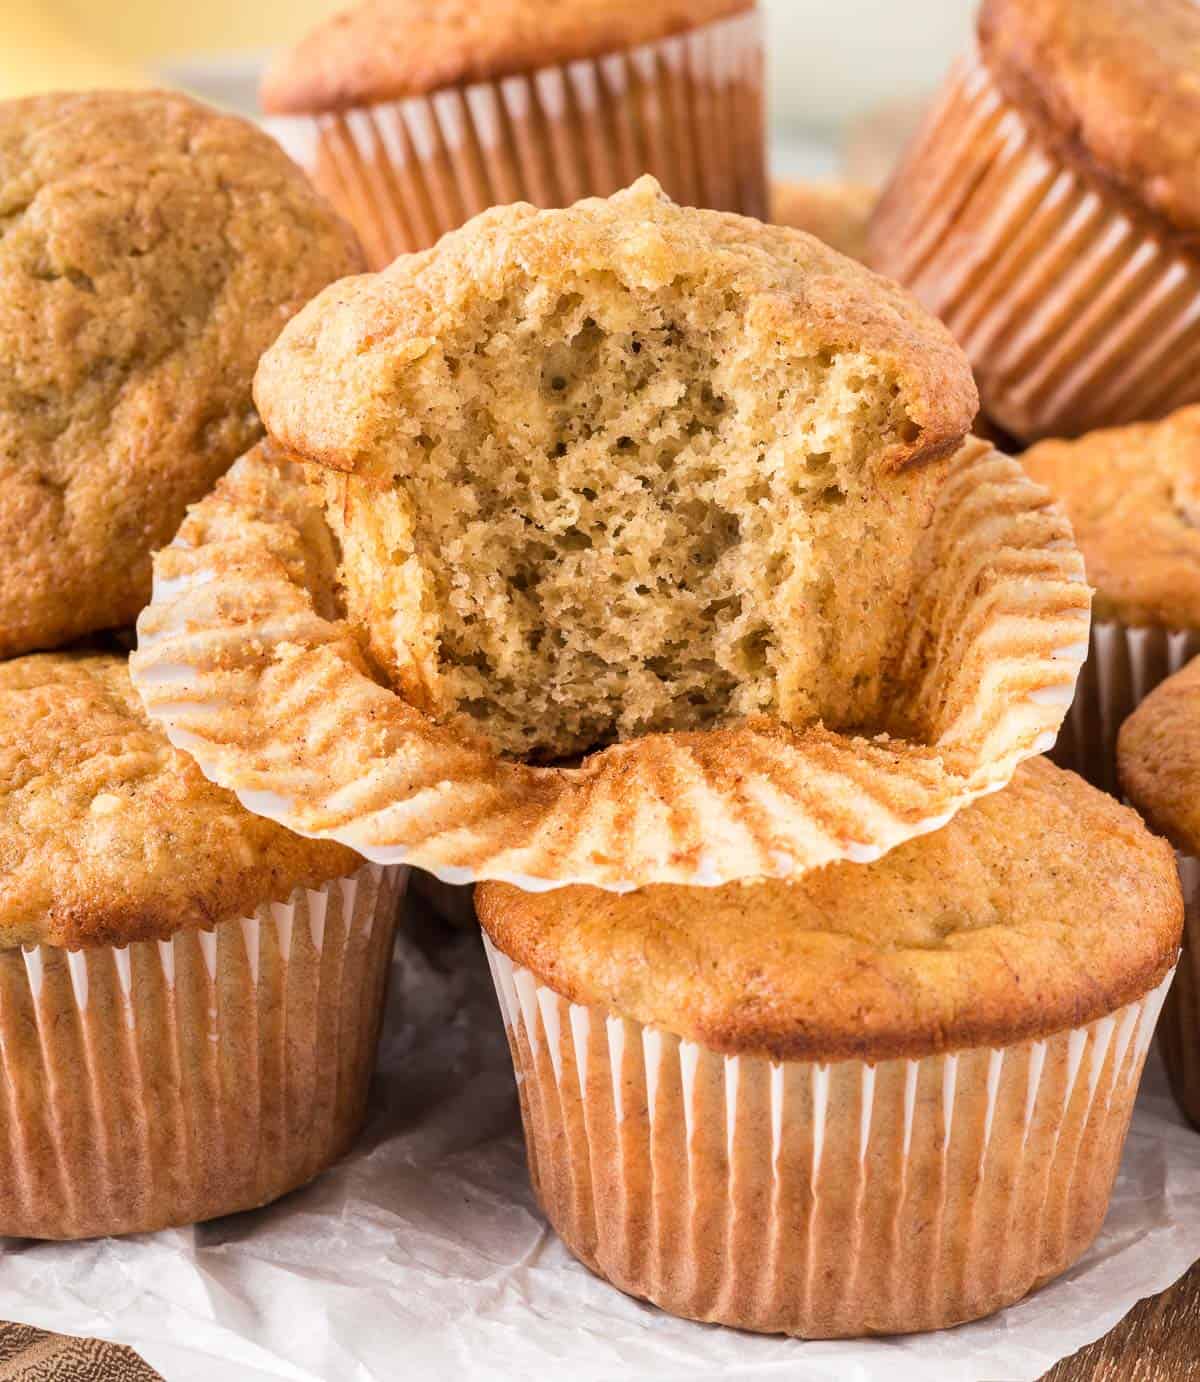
266, 11, 767, 270
130, 440, 1089, 892
1159, 854, 1200, 1131
1053, 620, 1200, 793
482, 935, 1172, 1337
0, 862, 406, 1239
869, 50, 1200, 442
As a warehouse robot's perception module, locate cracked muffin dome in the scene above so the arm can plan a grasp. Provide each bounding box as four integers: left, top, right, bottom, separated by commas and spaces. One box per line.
255, 176, 978, 762
478, 757, 1182, 1061
0, 90, 362, 658
0, 653, 358, 950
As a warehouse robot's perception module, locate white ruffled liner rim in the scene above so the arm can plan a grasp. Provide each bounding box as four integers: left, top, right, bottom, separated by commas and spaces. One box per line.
132, 441, 1090, 894
1054, 620, 1200, 793
480, 934, 1174, 1336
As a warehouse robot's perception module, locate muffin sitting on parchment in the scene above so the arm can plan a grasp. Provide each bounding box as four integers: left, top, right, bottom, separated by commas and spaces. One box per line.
0, 90, 361, 659
870, 0, 1200, 443
262, 0, 767, 269
478, 758, 1181, 1338
0, 653, 405, 1240
134, 177, 1089, 892
1023, 406, 1200, 792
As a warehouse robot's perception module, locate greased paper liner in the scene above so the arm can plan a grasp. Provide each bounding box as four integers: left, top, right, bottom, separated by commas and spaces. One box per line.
1160, 854, 1200, 1131
483, 935, 1173, 1338
0, 862, 405, 1239
131, 439, 1089, 892
1053, 620, 1200, 792
869, 50, 1200, 443
266, 11, 766, 270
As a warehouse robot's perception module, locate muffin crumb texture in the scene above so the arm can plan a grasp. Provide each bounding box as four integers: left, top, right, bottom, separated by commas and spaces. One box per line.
261, 178, 978, 760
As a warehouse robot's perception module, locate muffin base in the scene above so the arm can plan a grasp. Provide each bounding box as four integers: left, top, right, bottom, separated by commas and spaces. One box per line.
0, 863, 405, 1239
1161, 855, 1200, 1131
483, 935, 1171, 1338
267, 11, 766, 270
1054, 621, 1200, 793
870, 51, 1200, 442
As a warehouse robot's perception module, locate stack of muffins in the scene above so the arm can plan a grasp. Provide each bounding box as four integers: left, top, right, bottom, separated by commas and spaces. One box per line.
3, 0, 1196, 1352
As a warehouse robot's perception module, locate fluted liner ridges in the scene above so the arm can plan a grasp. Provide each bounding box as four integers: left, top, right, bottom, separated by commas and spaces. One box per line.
1054, 622, 1200, 793
483, 936, 1172, 1337
0, 863, 404, 1239
131, 440, 1089, 892
267, 12, 767, 270
1160, 855, 1200, 1131
869, 51, 1200, 442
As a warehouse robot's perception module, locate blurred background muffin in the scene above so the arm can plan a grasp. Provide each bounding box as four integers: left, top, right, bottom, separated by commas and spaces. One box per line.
0, 89, 361, 657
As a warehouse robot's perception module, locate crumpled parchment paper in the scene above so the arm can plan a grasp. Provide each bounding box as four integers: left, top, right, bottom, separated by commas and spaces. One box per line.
0, 903, 1196, 1382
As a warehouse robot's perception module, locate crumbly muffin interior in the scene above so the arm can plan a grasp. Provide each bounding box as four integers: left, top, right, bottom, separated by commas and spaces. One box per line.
326, 272, 942, 760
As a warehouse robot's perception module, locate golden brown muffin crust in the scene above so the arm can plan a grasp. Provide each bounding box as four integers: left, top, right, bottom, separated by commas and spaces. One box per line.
1120, 657, 1200, 856
0, 90, 362, 659
478, 759, 1181, 1061
980, 0, 1200, 239
1022, 406, 1200, 628
0, 653, 359, 950
262, 0, 756, 114
770, 180, 874, 263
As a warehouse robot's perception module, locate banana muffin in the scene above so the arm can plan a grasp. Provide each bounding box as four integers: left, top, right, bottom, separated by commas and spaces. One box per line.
1120, 660, 1200, 1131
477, 758, 1181, 1337
870, 0, 1200, 442
133, 178, 1088, 890
261, 0, 766, 268
1023, 407, 1200, 790
0, 652, 405, 1239
771, 180, 873, 261
0, 90, 362, 658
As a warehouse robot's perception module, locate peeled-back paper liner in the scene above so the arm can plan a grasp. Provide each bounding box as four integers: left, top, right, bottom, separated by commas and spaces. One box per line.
1160, 853, 1200, 1130
869, 50, 1200, 442
266, 11, 767, 270
131, 439, 1089, 892
1053, 620, 1200, 793
0, 862, 405, 1240
482, 935, 1174, 1339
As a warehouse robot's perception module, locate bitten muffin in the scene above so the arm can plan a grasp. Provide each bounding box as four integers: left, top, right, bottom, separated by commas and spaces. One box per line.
1023, 407, 1200, 790
134, 178, 1088, 890
261, 0, 766, 268
870, 0, 1200, 442
0, 652, 405, 1239
477, 758, 1181, 1338
0, 90, 362, 659
1120, 661, 1200, 1131
771, 180, 873, 261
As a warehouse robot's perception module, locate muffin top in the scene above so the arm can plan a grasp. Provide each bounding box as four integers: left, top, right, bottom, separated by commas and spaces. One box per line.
255, 176, 978, 761
1022, 406, 1200, 628
0, 653, 358, 950
1120, 657, 1200, 856
770, 180, 873, 263
262, 0, 756, 114
478, 758, 1181, 1061
0, 90, 362, 660
979, 0, 1200, 237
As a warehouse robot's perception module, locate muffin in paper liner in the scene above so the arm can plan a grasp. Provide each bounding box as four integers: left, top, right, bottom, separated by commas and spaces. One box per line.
131, 436, 1089, 892
480, 936, 1173, 1337
1053, 623, 1200, 793
0, 862, 405, 1240
868, 49, 1200, 443
264, 10, 766, 270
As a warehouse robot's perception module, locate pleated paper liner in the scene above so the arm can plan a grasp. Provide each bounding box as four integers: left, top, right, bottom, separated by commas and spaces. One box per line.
1052, 621, 1200, 793
1159, 854, 1200, 1132
131, 438, 1088, 892
869, 50, 1200, 443
265, 11, 766, 270
482, 936, 1172, 1338
0, 862, 405, 1239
